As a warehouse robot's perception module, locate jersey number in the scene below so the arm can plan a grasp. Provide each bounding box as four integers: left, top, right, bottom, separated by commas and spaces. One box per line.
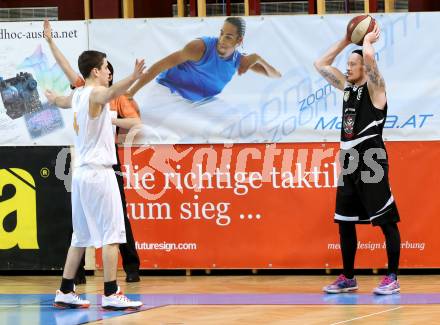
73, 112, 79, 135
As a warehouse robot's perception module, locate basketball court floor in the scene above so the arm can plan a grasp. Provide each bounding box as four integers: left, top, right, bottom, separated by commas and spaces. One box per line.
1, 274, 440, 324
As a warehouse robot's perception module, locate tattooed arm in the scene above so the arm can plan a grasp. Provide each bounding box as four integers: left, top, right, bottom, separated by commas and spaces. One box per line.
314, 38, 350, 91
363, 23, 387, 110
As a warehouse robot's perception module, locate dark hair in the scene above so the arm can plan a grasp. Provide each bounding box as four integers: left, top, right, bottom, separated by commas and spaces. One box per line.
352, 49, 363, 57
78, 50, 107, 79
225, 17, 246, 38
108, 61, 114, 86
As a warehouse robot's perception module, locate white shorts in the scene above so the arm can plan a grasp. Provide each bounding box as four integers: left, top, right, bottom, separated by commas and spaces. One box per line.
71, 166, 126, 248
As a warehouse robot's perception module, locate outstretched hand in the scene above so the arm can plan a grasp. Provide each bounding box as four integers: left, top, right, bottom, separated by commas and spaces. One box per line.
43, 19, 52, 42
132, 59, 146, 80
45, 89, 58, 105
363, 22, 380, 44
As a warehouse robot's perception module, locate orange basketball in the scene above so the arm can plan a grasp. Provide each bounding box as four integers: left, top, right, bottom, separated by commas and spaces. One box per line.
346, 15, 376, 46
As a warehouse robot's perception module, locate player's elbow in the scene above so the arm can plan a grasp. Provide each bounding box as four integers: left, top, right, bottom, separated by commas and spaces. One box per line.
273, 70, 282, 78
313, 60, 323, 71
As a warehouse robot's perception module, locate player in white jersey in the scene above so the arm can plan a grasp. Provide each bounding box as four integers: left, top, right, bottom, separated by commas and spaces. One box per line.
50, 50, 145, 310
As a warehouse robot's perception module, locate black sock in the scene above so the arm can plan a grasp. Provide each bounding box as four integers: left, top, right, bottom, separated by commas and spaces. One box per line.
60, 278, 75, 294
104, 280, 118, 296
339, 223, 357, 279
380, 222, 401, 277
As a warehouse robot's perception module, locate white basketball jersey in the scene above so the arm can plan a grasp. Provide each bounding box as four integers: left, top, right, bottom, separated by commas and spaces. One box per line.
72, 86, 116, 168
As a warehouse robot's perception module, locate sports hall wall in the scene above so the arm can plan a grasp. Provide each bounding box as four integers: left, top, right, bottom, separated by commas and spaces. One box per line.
0, 13, 439, 270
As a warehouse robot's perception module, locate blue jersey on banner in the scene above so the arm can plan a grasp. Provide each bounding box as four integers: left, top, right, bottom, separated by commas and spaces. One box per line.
157, 36, 242, 102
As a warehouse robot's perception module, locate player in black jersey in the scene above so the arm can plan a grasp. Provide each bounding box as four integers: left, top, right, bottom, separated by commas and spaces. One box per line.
314, 23, 401, 295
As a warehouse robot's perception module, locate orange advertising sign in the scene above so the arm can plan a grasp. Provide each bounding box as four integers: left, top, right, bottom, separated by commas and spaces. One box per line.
96, 141, 440, 269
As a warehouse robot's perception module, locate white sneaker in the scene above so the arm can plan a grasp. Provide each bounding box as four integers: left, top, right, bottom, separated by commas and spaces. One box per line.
101, 287, 143, 310
54, 288, 90, 309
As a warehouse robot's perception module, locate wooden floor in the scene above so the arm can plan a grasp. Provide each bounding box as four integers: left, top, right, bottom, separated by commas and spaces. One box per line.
1, 274, 440, 324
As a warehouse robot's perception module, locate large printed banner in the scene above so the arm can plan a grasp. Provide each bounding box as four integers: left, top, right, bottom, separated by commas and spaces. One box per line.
95, 142, 440, 269
0, 21, 87, 145
0, 147, 72, 270
0, 13, 439, 145
89, 13, 439, 144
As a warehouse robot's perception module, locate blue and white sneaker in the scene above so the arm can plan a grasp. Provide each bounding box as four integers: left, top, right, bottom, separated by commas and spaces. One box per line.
323, 274, 358, 293
373, 273, 400, 295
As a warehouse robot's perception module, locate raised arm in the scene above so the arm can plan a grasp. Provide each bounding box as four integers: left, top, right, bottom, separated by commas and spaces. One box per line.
314, 38, 351, 91
363, 24, 386, 109
90, 59, 145, 114
128, 39, 205, 97
238, 54, 282, 78
44, 19, 80, 86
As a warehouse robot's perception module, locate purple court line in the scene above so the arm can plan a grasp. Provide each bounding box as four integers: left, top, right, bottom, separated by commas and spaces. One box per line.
2, 293, 440, 325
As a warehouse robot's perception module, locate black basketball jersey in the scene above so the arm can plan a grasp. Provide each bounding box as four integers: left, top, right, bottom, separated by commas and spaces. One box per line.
341, 82, 387, 155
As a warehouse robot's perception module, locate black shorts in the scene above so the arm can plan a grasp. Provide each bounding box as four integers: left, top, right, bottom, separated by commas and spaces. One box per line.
335, 162, 400, 226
